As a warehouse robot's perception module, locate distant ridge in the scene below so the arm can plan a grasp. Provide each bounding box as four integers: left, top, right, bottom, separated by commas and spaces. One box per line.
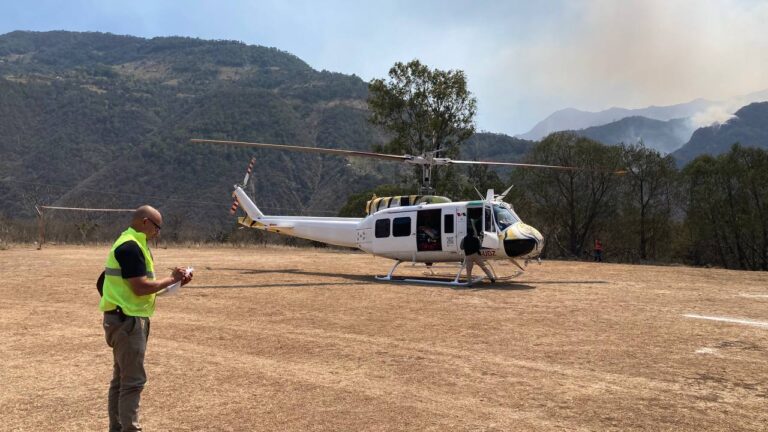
672, 101, 768, 165
518, 99, 713, 141
519, 89, 768, 141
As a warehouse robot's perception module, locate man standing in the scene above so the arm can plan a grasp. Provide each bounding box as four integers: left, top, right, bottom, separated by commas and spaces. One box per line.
99, 205, 192, 432
461, 231, 496, 285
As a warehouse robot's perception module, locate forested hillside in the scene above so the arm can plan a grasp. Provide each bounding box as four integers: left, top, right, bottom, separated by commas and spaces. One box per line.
0, 31, 528, 241
573, 116, 692, 154
510, 133, 768, 271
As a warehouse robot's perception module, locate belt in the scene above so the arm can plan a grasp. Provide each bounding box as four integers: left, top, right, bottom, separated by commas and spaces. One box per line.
104, 306, 129, 318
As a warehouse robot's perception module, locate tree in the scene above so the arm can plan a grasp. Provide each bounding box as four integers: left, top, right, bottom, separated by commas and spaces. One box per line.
74, 216, 99, 244
511, 133, 624, 258
683, 145, 768, 270
683, 155, 729, 267
619, 142, 678, 260
458, 164, 506, 200
368, 60, 477, 193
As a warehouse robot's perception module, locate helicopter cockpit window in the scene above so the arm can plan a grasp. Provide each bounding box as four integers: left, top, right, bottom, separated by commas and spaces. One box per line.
493, 204, 520, 230
375, 219, 390, 238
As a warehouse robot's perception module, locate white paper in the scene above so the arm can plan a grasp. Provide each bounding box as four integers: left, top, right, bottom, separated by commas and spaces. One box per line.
158, 281, 181, 297
157, 266, 194, 297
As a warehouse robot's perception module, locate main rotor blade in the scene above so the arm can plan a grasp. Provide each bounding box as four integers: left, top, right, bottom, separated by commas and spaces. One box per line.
449, 159, 626, 175
190, 139, 409, 162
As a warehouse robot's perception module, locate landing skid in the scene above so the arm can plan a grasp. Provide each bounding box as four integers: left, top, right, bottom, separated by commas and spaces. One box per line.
375, 260, 486, 287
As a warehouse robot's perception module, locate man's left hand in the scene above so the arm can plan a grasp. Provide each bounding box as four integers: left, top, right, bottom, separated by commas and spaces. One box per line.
181, 271, 193, 286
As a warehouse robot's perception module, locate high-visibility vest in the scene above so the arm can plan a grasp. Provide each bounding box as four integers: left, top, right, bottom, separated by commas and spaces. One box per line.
99, 227, 157, 317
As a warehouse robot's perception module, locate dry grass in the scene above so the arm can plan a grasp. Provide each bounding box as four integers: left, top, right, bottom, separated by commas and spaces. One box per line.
1, 245, 767, 431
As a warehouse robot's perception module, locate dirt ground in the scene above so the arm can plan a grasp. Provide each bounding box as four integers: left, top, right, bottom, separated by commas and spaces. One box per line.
1, 245, 767, 431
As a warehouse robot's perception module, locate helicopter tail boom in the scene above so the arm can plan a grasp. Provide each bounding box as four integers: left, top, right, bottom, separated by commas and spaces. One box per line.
232, 186, 362, 247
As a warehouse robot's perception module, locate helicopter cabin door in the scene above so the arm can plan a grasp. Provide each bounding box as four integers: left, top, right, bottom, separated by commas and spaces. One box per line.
482, 204, 500, 249
455, 206, 467, 254
441, 207, 458, 254
371, 211, 416, 258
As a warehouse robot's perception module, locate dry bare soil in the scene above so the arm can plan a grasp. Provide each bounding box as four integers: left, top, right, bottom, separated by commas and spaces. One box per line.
2, 245, 767, 431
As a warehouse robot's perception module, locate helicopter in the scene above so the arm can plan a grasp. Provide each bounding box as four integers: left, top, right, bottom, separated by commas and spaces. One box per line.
191, 138, 622, 286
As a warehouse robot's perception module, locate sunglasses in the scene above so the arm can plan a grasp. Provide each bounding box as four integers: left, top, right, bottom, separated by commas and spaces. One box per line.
144, 218, 162, 231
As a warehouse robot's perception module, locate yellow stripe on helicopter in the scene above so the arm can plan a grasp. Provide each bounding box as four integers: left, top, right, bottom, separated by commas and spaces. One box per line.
238, 216, 294, 234
365, 194, 452, 215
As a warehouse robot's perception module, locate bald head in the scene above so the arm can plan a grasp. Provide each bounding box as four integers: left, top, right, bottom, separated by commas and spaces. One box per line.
131, 205, 163, 239
133, 205, 161, 224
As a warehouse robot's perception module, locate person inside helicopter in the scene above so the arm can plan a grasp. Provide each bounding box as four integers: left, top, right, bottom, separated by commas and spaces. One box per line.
417, 209, 442, 251
467, 207, 484, 240
492, 203, 520, 231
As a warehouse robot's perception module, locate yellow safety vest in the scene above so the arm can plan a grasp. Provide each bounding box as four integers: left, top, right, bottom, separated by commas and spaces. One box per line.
99, 227, 157, 317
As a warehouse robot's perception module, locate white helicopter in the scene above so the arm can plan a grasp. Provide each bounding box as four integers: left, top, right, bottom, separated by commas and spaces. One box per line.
191, 138, 619, 286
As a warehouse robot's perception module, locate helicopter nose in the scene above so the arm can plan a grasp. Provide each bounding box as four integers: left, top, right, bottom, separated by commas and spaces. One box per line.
502, 222, 544, 258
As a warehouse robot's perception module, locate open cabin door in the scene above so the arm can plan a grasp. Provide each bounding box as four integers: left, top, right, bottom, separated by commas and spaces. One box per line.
416, 209, 442, 252
482, 204, 500, 249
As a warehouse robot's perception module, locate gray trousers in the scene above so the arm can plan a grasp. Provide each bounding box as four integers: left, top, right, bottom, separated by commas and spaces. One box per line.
103, 313, 150, 432
465, 253, 494, 281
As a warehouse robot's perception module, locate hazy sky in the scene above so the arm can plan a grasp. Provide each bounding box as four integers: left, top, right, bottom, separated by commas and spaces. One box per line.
1, 0, 767, 135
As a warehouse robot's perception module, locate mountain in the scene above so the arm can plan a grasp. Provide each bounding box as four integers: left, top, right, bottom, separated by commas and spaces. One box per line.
462, 133, 534, 162
0, 31, 528, 240
519, 89, 768, 142
518, 99, 713, 141
0, 31, 376, 227
672, 102, 768, 165
573, 116, 694, 154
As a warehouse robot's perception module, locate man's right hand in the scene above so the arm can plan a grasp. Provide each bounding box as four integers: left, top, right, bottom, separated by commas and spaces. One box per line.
171, 267, 186, 282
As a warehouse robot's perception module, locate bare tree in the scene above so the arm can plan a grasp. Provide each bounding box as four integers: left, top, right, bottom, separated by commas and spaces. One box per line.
512, 132, 623, 258
620, 142, 677, 260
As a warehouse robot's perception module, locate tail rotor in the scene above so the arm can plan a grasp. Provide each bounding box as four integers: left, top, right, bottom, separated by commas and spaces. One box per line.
230, 155, 256, 215
229, 191, 240, 215
242, 155, 256, 187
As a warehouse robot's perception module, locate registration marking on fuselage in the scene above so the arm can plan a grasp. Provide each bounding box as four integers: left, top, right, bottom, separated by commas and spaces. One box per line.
683, 314, 768, 329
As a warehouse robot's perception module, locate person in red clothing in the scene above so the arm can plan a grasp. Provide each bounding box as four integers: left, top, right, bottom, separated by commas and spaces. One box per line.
594, 238, 604, 262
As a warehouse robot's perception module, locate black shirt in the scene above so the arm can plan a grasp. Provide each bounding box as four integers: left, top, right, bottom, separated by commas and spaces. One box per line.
114, 241, 147, 278
462, 235, 481, 255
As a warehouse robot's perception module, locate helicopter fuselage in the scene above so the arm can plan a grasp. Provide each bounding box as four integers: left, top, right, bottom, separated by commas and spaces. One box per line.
234, 187, 544, 263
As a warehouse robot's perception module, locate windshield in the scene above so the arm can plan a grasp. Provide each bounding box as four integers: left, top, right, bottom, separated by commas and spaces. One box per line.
493, 204, 520, 230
